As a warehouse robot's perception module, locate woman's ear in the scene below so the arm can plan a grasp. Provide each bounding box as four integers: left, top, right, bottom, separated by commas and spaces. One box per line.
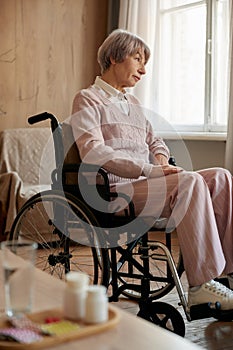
110, 56, 116, 65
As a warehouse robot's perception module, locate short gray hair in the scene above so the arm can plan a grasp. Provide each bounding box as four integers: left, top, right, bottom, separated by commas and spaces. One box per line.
97, 29, 150, 74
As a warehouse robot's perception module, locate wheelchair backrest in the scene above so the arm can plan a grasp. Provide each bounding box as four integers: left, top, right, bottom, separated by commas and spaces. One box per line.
61, 121, 82, 185
61, 122, 108, 188
62, 122, 81, 164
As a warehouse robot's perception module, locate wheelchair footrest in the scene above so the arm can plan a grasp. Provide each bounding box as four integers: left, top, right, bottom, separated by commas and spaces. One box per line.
189, 302, 233, 321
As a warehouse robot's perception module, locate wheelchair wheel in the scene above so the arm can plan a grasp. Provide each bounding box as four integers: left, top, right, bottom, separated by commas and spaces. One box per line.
116, 230, 184, 300
137, 301, 185, 337
9, 190, 110, 285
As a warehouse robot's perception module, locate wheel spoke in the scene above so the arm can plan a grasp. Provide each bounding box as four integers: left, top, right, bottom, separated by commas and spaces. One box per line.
9, 190, 109, 285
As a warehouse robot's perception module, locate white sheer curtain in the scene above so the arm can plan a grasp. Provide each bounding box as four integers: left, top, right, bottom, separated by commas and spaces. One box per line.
118, 0, 159, 111
225, 2, 233, 174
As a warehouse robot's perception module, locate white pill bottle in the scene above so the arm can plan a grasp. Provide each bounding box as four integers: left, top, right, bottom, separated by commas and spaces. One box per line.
85, 285, 108, 324
63, 271, 89, 321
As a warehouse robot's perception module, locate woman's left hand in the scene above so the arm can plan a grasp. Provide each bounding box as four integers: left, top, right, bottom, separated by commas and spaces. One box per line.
154, 154, 169, 166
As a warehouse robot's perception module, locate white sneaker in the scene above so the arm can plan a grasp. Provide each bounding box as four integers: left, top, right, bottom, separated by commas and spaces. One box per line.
188, 280, 233, 310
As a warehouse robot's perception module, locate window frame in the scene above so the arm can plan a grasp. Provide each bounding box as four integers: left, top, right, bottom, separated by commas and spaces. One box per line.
158, 0, 230, 135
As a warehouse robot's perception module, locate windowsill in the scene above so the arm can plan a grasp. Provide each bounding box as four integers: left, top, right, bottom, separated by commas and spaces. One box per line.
161, 132, 227, 141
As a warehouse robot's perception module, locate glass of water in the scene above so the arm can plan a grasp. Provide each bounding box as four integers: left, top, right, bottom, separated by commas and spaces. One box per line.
0, 240, 38, 317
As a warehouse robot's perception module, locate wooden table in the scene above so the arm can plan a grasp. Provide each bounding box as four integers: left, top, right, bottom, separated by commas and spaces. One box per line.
0, 253, 203, 350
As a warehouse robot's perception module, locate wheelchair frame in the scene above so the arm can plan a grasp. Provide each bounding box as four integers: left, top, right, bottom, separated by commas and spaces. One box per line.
9, 112, 233, 337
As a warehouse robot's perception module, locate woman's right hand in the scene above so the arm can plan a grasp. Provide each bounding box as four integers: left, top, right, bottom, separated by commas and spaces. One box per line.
149, 165, 184, 178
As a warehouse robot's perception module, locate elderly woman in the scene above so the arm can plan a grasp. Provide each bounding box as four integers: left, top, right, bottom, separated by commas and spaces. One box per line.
71, 29, 233, 309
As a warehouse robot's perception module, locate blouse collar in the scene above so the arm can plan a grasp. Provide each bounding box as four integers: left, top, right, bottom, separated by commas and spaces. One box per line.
94, 76, 127, 101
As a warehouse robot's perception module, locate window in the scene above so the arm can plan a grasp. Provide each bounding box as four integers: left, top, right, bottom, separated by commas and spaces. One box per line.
157, 0, 230, 133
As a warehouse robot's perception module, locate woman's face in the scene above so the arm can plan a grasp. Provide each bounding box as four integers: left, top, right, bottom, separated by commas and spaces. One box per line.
111, 49, 147, 91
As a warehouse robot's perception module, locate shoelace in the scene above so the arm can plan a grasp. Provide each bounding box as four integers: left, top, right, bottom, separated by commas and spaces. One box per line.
205, 281, 233, 297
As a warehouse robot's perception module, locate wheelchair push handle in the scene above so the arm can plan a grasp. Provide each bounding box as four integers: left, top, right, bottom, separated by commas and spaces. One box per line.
28, 112, 59, 133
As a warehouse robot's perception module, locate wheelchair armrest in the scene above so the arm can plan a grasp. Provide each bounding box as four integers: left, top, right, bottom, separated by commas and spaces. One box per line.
59, 163, 111, 200
60, 163, 109, 186
60, 163, 136, 219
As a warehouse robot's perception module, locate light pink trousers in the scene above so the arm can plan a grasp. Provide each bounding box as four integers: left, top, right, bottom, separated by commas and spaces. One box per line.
114, 168, 233, 287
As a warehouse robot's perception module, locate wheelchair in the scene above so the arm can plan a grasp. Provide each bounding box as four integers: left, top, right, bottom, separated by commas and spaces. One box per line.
9, 112, 233, 337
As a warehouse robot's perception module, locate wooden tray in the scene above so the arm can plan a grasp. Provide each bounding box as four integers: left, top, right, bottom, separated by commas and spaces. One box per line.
0, 305, 120, 349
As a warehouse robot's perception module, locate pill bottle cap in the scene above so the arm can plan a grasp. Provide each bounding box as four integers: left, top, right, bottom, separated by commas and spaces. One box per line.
87, 285, 107, 296
65, 272, 89, 290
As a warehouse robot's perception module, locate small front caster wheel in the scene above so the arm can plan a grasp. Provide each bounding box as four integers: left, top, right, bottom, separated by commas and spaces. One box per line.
138, 301, 185, 337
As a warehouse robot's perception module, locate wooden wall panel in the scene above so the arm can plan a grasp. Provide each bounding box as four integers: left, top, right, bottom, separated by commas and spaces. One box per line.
0, 0, 17, 127
0, 0, 108, 130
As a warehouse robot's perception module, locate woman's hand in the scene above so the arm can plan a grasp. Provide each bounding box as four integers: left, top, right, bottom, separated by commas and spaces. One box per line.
149, 164, 184, 178
154, 154, 169, 166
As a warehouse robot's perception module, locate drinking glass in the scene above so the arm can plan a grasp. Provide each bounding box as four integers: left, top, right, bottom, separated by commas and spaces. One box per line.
1, 240, 38, 317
